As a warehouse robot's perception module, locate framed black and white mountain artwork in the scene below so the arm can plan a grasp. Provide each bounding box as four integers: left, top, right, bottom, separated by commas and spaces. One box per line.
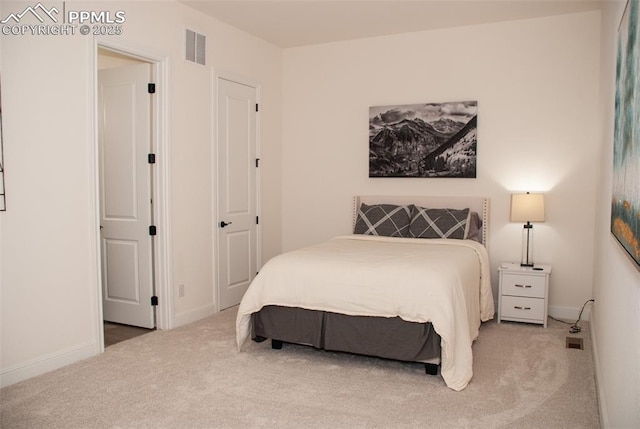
369, 101, 477, 178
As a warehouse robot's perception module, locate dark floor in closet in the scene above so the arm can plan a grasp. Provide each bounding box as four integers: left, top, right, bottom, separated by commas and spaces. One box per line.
104, 322, 153, 347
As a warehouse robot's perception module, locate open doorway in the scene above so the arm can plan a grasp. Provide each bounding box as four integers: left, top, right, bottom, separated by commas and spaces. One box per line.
96, 47, 162, 346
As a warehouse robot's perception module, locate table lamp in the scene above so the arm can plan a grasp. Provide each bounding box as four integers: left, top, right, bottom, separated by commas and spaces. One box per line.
510, 192, 545, 267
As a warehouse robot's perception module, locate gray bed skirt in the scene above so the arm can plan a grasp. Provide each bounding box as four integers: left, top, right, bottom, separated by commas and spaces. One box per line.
251, 305, 441, 364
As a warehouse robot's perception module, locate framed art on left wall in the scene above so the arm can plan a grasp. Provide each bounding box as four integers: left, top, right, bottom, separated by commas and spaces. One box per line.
0, 75, 5, 211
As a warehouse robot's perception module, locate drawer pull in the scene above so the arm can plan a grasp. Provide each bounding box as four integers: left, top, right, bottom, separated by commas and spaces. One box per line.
514, 306, 531, 310
515, 284, 532, 288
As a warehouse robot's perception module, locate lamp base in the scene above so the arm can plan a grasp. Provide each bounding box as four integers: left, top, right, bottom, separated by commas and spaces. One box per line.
520, 223, 535, 267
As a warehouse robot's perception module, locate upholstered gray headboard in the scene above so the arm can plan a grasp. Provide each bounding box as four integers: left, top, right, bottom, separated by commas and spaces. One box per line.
353, 195, 490, 248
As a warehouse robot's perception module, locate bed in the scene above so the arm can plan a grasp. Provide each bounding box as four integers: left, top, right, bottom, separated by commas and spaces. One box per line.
236, 195, 494, 391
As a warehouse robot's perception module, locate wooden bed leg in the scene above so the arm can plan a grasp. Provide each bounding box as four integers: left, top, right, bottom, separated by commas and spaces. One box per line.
271, 339, 283, 350
424, 363, 439, 376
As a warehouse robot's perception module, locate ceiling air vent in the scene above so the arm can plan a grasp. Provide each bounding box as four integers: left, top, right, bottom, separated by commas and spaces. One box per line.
186, 29, 206, 66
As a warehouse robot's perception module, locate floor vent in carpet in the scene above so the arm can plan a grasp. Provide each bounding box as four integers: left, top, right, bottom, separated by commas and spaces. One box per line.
566, 337, 584, 350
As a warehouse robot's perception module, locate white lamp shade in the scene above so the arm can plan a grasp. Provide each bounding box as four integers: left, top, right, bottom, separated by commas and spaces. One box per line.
510, 193, 545, 222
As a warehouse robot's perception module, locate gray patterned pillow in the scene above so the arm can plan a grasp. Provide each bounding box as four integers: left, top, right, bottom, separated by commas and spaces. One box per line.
409, 207, 471, 239
354, 204, 412, 237
466, 212, 483, 243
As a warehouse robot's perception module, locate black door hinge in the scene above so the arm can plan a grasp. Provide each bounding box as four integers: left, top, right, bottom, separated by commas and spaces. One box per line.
255, 158, 260, 167
255, 103, 259, 112
151, 296, 158, 306
148, 83, 156, 94
256, 216, 259, 225
149, 225, 157, 236
148, 153, 156, 164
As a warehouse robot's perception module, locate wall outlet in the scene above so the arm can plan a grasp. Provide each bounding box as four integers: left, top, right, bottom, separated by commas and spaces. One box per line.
178, 284, 185, 298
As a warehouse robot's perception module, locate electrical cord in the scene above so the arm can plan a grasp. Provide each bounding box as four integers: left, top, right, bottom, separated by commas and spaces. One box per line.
569, 299, 595, 334
548, 299, 594, 333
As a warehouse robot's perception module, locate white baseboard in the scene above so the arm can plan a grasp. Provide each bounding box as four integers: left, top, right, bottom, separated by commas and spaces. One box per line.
589, 310, 608, 429
0, 341, 97, 388
548, 304, 592, 322
172, 303, 215, 328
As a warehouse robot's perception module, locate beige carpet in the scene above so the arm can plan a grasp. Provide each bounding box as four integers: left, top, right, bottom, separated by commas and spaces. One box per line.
1, 307, 599, 428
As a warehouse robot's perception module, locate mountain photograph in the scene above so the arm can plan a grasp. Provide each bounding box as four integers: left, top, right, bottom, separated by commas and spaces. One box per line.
369, 101, 477, 178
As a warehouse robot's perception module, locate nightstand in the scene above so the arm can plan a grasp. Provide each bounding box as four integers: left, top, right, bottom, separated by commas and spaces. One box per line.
498, 263, 551, 327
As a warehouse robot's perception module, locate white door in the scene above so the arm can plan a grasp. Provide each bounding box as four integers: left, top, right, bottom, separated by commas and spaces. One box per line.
216, 77, 258, 310
98, 63, 155, 328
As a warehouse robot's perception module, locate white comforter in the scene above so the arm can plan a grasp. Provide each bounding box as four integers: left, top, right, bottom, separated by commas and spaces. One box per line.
236, 235, 494, 391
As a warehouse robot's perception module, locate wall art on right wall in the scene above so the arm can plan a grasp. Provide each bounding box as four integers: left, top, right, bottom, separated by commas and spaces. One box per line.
612, 0, 640, 268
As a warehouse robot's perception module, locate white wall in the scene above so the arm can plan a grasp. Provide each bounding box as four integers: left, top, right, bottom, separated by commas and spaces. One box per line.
0, 0, 282, 386
593, 1, 640, 427
282, 12, 601, 318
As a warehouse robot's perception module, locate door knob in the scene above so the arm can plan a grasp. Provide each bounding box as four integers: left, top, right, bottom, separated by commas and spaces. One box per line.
220, 221, 232, 228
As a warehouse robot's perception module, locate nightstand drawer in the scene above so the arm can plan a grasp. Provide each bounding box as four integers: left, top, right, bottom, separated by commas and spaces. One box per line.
501, 273, 546, 298
501, 296, 545, 321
